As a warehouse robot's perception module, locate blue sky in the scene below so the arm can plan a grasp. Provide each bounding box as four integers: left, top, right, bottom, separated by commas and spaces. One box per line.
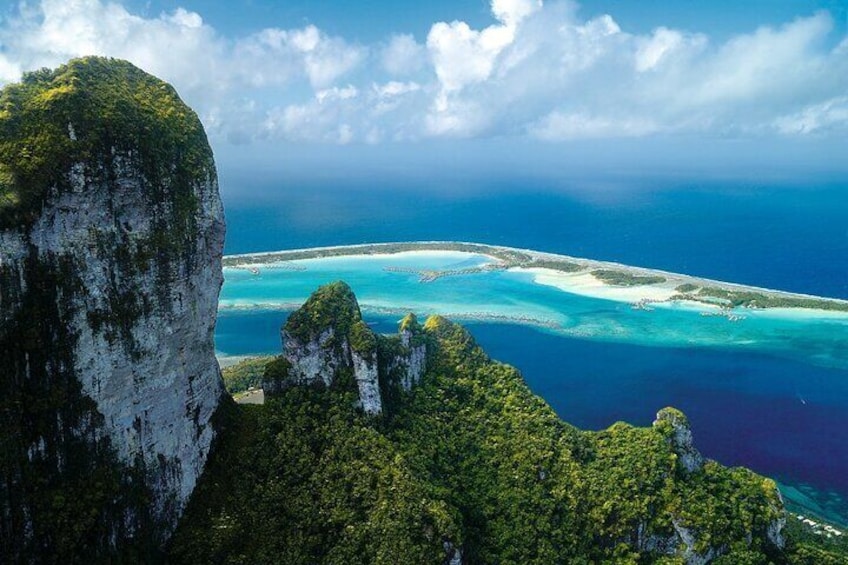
1, 0, 846, 192
123, 1, 848, 43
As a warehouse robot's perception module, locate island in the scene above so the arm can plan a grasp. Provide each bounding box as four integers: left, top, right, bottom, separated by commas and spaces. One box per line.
222, 241, 848, 314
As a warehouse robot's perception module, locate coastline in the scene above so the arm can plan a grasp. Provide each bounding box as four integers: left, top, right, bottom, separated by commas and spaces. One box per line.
222, 240, 848, 315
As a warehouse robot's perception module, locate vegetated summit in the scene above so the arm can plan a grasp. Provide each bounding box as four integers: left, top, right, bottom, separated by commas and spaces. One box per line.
0, 56, 213, 228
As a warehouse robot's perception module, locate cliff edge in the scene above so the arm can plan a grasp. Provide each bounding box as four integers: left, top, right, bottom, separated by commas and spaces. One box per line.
0, 57, 225, 559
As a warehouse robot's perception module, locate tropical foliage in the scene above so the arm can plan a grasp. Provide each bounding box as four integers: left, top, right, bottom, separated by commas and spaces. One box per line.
168, 284, 837, 564
0, 56, 213, 229
221, 356, 274, 394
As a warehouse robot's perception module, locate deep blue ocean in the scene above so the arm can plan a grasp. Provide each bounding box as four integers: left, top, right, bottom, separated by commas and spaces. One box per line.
218, 180, 848, 524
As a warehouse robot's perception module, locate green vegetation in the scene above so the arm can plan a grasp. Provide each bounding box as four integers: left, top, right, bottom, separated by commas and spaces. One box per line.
695, 287, 848, 312
528, 259, 583, 272
399, 312, 421, 334
0, 56, 213, 229
676, 283, 700, 293
592, 269, 668, 286
222, 356, 274, 395
169, 392, 460, 564
168, 283, 844, 564
783, 515, 848, 564
284, 281, 362, 343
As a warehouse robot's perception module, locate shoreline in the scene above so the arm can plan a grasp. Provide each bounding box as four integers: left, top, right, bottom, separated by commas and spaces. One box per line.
222, 241, 848, 315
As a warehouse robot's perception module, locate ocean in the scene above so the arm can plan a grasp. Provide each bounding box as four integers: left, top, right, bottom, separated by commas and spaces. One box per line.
216, 179, 848, 524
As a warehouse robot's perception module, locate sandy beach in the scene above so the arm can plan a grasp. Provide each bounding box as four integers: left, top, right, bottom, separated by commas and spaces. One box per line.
518, 268, 679, 303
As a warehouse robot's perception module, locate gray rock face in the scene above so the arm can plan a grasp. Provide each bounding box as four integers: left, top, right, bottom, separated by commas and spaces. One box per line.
280, 324, 384, 415
284, 327, 345, 388
352, 348, 382, 415
443, 540, 462, 565
0, 153, 225, 539
270, 284, 431, 416
767, 490, 787, 549
0, 57, 225, 558
398, 327, 427, 391
653, 407, 704, 473
672, 519, 721, 565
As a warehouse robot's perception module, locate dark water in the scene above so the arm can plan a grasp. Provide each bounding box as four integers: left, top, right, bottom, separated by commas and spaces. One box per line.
219, 180, 848, 523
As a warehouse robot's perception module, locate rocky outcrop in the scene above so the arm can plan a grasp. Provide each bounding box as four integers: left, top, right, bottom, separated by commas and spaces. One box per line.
271, 282, 384, 414
0, 57, 224, 558
651, 407, 785, 563
653, 407, 704, 473
351, 346, 382, 415
767, 490, 787, 549
266, 282, 429, 415
443, 540, 462, 565
395, 313, 428, 390
672, 519, 721, 565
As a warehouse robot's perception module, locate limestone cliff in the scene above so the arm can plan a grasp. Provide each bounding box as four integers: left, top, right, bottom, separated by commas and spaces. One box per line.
264, 282, 428, 415
393, 313, 427, 391
0, 57, 225, 559
654, 407, 705, 473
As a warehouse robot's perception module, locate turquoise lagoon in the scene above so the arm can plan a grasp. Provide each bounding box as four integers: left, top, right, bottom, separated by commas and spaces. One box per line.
216, 249, 848, 524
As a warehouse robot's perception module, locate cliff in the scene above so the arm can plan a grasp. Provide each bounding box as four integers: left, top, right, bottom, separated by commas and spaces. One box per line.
265, 281, 428, 415
0, 57, 225, 559
172, 282, 789, 564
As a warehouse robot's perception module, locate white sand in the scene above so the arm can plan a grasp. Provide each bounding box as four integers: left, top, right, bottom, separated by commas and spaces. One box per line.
225, 248, 491, 269
517, 268, 678, 303
745, 307, 848, 321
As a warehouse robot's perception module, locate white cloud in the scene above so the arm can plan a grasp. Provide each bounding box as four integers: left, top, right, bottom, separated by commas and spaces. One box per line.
492, 0, 543, 28
531, 111, 659, 140
426, 0, 541, 94
236, 25, 364, 89
373, 81, 421, 99
166, 7, 203, 29
688, 12, 835, 106
635, 27, 686, 71
316, 85, 359, 104
381, 34, 426, 75
0, 55, 21, 83
0, 0, 846, 146
774, 96, 848, 134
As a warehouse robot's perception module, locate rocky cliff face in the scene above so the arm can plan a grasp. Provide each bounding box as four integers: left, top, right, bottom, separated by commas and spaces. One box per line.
394, 313, 427, 391
654, 407, 705, 473
652, 407, 785, 563
265, 282, 428, 415
0, 57, 224, 559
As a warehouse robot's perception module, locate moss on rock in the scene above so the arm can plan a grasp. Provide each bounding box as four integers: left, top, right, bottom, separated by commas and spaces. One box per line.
284, 281, 362, 343
0, 56, 214, 230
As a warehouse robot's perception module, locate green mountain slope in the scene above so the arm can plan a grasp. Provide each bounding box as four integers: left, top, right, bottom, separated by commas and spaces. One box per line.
170, 282, 847, 564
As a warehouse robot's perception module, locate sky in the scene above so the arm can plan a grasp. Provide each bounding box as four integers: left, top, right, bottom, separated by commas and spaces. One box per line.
0, 0, 846, 192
